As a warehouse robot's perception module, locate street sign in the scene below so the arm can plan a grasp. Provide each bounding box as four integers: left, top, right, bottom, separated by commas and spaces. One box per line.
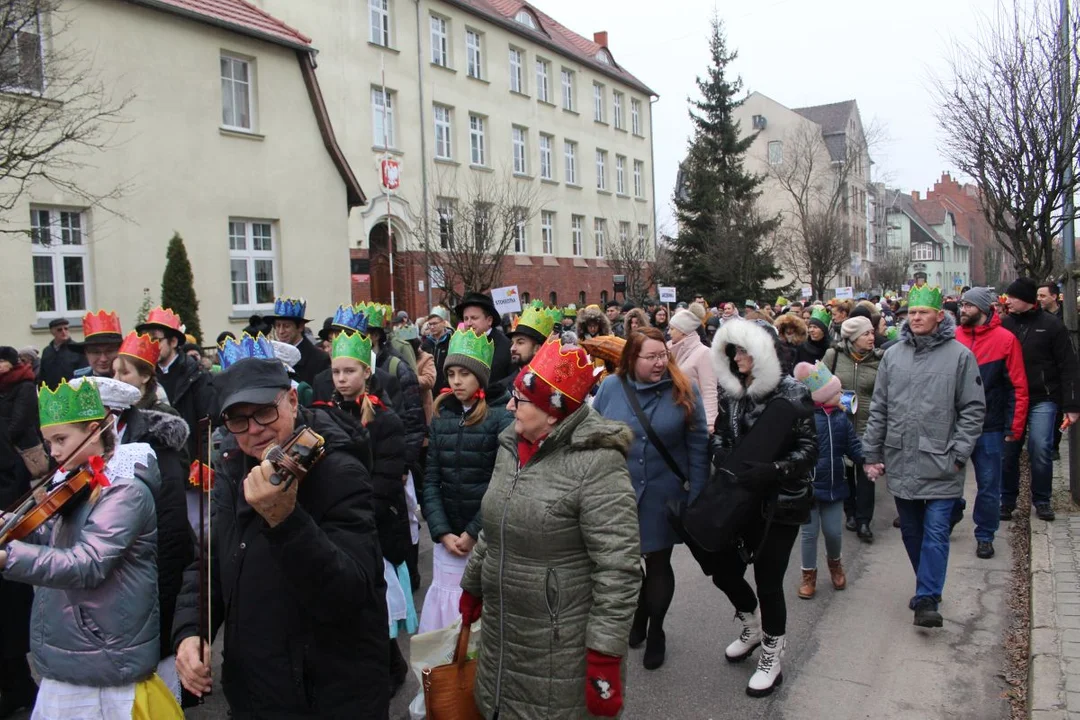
800, 287, 812, 299
381, 158, 400, 191
658, 286, 677, 303
834, 287, 854, 300
491, 285, 522, 315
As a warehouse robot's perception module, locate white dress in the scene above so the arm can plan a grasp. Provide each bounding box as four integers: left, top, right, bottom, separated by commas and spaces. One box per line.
417, 544, 473, 633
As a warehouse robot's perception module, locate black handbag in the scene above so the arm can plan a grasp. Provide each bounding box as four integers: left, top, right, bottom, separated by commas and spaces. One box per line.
620, 379, 690, 491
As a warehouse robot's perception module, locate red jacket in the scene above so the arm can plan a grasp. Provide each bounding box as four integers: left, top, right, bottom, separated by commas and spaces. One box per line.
955, 311, 1029, 439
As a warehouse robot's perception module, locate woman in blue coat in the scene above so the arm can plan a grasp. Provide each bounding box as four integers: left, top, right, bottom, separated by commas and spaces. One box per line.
593, 326, 709, 671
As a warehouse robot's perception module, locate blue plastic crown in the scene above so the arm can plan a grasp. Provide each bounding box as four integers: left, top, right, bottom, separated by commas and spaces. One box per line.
219, 332, 275, 369
273, 297, 307, 320
332, 304, 369, 333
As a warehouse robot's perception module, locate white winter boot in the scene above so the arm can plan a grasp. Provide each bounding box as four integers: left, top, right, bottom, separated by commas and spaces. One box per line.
724, 609, 762, 662
746, 633, 785, 697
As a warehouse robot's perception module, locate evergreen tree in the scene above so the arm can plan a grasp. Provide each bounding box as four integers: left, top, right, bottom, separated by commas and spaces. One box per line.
134, 287, 154, 326
673, 17, 782, 302
160, 232, 202, 344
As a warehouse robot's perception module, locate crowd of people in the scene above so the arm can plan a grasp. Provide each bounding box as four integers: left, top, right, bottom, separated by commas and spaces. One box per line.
0, 269, 1075, 718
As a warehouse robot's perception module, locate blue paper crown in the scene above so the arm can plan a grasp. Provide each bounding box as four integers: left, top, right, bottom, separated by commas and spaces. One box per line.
332, 304, 369, 333
219, 332, 275, 369
273, 297, 307, 320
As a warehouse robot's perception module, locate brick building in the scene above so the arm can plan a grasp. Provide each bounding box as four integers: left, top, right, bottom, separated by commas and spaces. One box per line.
922, 172, 1011, 288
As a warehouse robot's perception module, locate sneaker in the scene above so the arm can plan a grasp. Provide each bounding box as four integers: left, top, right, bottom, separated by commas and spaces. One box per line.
1036, 503, 1056, 522
857, 523, 874, 543
999, 504, 1015, 521
976, 541, 995, 559
845, 517, 858, 532
913, 597, 943, 628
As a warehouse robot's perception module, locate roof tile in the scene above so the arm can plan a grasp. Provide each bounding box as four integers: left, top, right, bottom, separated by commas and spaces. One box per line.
140, 0, 311, 47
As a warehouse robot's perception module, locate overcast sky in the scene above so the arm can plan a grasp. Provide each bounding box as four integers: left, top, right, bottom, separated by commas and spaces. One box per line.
535, 0, 1001, 232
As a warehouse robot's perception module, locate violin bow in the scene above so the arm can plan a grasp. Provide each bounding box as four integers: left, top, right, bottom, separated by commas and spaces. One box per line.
196, 415, 213, 700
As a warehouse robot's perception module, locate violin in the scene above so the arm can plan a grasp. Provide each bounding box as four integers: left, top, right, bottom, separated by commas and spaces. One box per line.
262, 426, 327, 492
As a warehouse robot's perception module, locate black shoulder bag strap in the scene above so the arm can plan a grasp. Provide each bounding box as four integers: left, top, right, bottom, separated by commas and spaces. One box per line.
620, 378, 690, 491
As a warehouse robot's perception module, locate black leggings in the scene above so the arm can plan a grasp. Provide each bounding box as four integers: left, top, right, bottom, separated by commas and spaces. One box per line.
642, 548, 676, 631
710, 523, 800, 636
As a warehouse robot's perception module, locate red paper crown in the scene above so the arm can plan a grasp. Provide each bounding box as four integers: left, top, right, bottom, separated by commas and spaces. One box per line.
144, 307, 185, 333
526, 337, 598, 404
119, 331, 160, 367
82, 310, 122, 339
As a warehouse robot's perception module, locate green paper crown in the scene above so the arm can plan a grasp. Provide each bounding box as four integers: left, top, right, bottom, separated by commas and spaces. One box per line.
907, 285, 943, 310
810, 307, 832, 327
447, 329, 495, 369
529, 299, 545, 310
332, 330, 373, 367
544, 307, 564, 326
563, 304, 578, 317
516, 306, 555, 338
363, 302, 388, 329
39, 379, 107, 428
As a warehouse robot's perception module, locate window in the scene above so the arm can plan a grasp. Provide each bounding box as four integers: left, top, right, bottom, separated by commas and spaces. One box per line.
633, 160, 644, 197
466, 30, 482, 79
31, 208, 89, 316
372, 86, 395, 147
512, 210, 527, 254
436, 198, 455, 249
369, 0, 390, 46
469, 114, 486, 165
433, 105, 452, 160
594, 218, 606, 257
522, 291, 531, 304
595, 149, 607, 190
593, 83, 605, 122
512, 126, 527, 175
631, 98, 642, 135
768, 140, 783, 166
430, 15, 448, 67
221, 55, 253, 131
561, 69, 574, 110
615, 155, 626, 194
535, 59, 550, 103
564, 140, 577, 184
637, 224, 649, 246
619, 221, 630, 250
571, 215, 584, 256
228, 219, 277, 310
539, 134, 553, 180
509, 48, 524, 93
578, 291, 586, 305
595, 49, 611, 65
912, 243, 934, 261
613, 92, 623, 129
1, 8, 43, 92
541, 211, 555, 255
473, 202, 492, 244
600, 290, 608, 304
514, 9, 537, 29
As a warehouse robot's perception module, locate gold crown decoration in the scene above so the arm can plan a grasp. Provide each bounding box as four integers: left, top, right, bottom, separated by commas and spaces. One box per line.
82, 310, 122, 340
119, 331, 160, 368
332, 329, 373, 367
39, 379, 107, 428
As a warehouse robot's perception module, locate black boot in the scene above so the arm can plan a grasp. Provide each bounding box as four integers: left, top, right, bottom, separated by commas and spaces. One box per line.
0, 656, 38, 719
643, 626, 666, 670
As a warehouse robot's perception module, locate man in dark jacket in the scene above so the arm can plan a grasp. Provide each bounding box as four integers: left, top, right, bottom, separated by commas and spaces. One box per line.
37, 318, 86, 388
1038, 282, 1064, 320
956, 287, 1029, 559
268, 297, 330, 388
422, 310, 452, 394
173, 358, 388, 718
1001, 277, 1080, 522
456, 292, 512, 385
493, 306, 553, 396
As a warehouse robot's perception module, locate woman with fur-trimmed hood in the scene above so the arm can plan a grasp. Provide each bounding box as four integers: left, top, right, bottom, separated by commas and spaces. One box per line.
774, 313, 808, 376
576, 306, 613, 340
621, 308, 651, 339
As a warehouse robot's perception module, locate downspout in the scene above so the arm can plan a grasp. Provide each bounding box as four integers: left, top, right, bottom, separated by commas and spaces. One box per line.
415, 0, 433, 311
648, 95, 659, 290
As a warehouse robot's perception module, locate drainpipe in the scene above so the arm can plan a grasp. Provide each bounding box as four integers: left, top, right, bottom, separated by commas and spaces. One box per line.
415, 0, 433, 311
648, 95, 659, 292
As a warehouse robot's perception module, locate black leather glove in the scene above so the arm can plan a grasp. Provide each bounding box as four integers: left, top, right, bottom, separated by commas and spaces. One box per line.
739, 460, 777, 483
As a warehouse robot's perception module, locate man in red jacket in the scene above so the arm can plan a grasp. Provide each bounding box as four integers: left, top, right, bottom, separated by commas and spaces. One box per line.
956, 287, 1029, 559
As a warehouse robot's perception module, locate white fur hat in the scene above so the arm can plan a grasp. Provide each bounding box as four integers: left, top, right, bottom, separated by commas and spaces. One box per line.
68, 376, 142, 410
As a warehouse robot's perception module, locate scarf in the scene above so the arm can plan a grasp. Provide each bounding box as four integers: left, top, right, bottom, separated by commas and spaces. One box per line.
517, 434, 547, 468
0, 363, 34, 392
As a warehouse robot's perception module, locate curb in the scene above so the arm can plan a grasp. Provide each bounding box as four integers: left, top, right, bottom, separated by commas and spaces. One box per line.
1030, 516, 1065, 717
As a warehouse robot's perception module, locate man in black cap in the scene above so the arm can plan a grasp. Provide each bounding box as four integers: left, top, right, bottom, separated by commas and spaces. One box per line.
267, 302, 330, 388
455, 292, 512, 384
37, 318, 86, 388
173, 358, 388, 717
1001, 277, 1080, 521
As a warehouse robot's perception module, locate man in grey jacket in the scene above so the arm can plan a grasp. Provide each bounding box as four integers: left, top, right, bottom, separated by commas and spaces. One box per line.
862, 286, 985, 628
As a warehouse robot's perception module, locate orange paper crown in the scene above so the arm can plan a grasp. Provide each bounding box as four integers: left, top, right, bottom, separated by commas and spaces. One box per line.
82, 310, 122, 340
526, 337, 598, 404
119, 331, 160, 367
143, 307, 185, 333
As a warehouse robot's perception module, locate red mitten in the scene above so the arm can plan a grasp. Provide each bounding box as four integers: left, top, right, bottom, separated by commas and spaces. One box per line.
459, 590, 482, 625
585, 649, 623, 717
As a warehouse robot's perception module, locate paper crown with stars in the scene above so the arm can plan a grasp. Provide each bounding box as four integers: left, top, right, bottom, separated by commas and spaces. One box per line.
447, 328, 495, 369
118, 331, 160, 368
331, 329, 373, 367
218, 332, 275, 370
271, 297, 309, 322
907, 285, 943, 311
331, 304, 370, 333
39, 378, 107, 428
361, 302, 389, 329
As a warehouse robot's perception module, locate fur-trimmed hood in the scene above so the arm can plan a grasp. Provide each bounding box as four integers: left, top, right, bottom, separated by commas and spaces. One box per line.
123, 408, 190, 452
576, 307, 612, 338
621, 308, 651, 337
774, 313, 808, 345
898, 312, 957, 351
712, 318, 783, 400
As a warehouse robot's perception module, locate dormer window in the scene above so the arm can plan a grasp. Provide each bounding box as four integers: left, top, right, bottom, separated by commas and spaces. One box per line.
514, 9, 537, 30
595, 49, 612, 65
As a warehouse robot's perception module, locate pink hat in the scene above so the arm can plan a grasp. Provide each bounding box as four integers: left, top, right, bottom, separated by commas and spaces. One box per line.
794, 361, 843, 404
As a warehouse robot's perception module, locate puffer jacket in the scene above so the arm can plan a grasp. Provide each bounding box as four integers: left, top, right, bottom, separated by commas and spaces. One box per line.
810, 407, 865, 502
668, 330, 719, 429
375, 346, 427, 469
862, 314, 985, 500
821, 345, 882, 436
2, 443, 160, 687
955, 309, 1029, 438
423, 387, 513, 541
460, 407, 640, 720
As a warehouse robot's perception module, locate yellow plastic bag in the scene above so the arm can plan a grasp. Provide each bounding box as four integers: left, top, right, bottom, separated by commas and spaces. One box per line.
131, 673, 183, 720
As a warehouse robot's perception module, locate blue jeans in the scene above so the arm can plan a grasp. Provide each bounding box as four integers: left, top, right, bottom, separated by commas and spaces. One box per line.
971, 431, 1004, 542
801, 499, 844, 569
1002, 401, 1057, 507
895, 497, 953, 605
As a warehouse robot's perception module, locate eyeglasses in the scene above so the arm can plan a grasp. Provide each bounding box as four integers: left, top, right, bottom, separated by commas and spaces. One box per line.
640, 352, 669, 364
509, 391, 533, 407
224, 393, 285, 434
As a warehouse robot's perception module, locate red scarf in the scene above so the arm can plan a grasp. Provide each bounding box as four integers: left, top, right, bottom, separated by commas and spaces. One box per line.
517, 435, 547, 468
0, 363, 34, 392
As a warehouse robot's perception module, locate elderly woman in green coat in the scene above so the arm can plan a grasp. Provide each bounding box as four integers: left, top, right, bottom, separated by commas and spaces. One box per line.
460, 338, 641, 719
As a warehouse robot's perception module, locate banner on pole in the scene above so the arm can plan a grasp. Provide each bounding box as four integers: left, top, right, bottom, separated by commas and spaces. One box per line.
800, 287, 812, 299
491, 285, 522, 315
658, 286, 677, 303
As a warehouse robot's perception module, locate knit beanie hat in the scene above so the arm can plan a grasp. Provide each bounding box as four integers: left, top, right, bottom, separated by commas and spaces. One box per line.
840, 316, 874, 342
1006, 277, 1038, 305
688, 302, 707, 322
961, 286, 996, 316
669, 309, 701, 335
0, 346, 19, 366
444, 329, 494, 389
794, 361, 843, 404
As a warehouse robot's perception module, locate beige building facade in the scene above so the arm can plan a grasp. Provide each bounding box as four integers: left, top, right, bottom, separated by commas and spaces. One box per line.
0, 0, 363, 348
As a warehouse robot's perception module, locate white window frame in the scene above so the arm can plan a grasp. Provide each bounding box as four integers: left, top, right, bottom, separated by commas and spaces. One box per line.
535, 59, 550, 103
2, 9, 44, 93
615, 155, 626, 194
564, 140, 577, 185
430, 14, 449, 67
593, 83, 604, 122
539, 134, 553, 180
466, 29, 483, 79
509, 47, 524, 93
369, 0, 390, 46
436, 198, 455, 249
469, 113, 486, 166
512, 210, 528, 254
633, 160, 644, 197
912, 243, 934, 261
595, 149, 607, 191
372, 86, 395, 148
768, 140, 784, 166
512, 126, 527, 175
30, 207, 91, 318
619, 221, 630, 250
433, 104, 452, 160
541, 211, 555, 255
561, 69, 574, 111
515, 9, 538, 29
631, 98, 642, 135
571, 215, 584, 256
593, 218, 606, 257
228, 219, 278, 311
221, 54, 255, 131
613, 92, 623, 129
638, 224, 649, 246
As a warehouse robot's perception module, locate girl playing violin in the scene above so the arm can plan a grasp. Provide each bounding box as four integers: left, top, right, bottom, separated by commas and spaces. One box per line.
0, 379, 179, 719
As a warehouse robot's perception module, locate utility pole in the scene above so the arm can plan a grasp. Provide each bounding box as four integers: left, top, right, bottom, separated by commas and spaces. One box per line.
1061, 0, 1080, 501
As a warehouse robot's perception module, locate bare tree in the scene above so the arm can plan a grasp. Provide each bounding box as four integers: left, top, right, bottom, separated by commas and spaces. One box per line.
869, 246, 910, 292
606, 205, 659, 303
931, 0, 1080, 279
0, 0, 131, 232
411, 168, 547, 308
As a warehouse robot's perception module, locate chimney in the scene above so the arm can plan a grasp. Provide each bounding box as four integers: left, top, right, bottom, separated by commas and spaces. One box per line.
593, 31, 608, 47
911, 190, 920, 201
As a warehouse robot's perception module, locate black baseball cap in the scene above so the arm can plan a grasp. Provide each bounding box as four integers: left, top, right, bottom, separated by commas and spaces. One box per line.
215, 358, 290, 420
48, 318, 70, 329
